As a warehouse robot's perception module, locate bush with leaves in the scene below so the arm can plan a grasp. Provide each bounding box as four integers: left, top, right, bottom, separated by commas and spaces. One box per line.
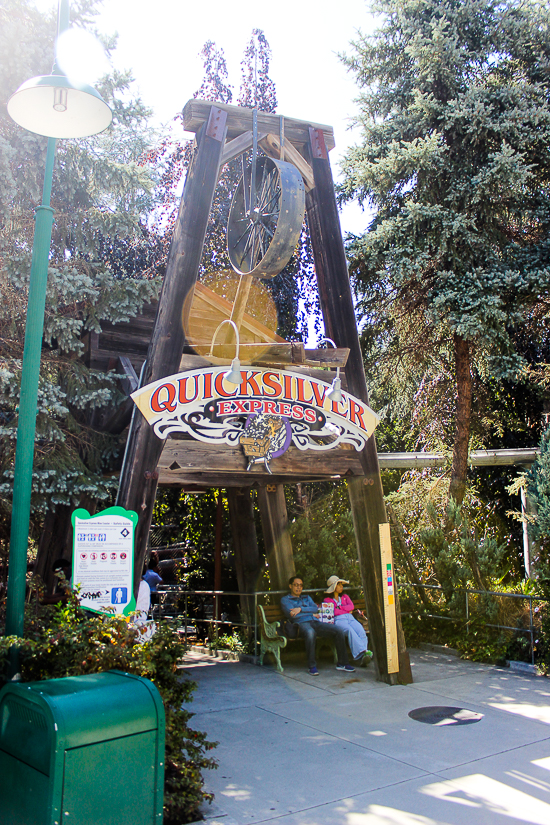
0, 596, 217, 825
288, 483, 361, 590
389, 474, 510, 599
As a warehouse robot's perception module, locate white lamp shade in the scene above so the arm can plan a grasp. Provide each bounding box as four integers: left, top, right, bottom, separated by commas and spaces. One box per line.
326, 375, 342, 404
7, 74, 112, 139
224, 358, 242, 386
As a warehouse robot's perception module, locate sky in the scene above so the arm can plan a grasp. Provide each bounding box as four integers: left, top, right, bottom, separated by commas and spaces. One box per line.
34, 0, 377, 234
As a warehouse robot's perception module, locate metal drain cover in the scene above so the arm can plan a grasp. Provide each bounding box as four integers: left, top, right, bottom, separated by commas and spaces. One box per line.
408, 706, 483, 726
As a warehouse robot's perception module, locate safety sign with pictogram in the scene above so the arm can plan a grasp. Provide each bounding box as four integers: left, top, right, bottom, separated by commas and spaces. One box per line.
71, 506, 138, 615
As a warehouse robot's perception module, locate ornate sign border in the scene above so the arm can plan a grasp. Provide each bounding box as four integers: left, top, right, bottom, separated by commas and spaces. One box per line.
132, 367, 379, 458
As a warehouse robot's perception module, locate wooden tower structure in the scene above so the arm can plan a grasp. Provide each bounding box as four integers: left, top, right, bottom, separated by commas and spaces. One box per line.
117, 100, 413, 685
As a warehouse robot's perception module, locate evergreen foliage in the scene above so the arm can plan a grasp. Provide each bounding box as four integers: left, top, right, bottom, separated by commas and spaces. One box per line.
388, 471, 509, 599
288, 483, 361, 591
341, 0, 550, 508
151, 488, 237, 591
528, 425, 550, 546
0, 1, 162, 551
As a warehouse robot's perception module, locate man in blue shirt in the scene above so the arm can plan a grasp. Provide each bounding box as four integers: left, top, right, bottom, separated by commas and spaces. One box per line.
280, 575, 355, 675
144, 559, 163, 593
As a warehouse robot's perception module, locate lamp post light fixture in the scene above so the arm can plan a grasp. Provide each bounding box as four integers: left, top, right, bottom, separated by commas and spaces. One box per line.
209, 320, 243, 386
4, 0, 112, 669
318, 337, 343, 404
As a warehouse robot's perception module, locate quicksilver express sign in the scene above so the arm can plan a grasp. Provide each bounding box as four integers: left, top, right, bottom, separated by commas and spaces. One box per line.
131, 367, 379, 462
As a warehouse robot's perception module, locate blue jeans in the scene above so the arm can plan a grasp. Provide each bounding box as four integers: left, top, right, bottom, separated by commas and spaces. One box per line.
296, 620, 349, 668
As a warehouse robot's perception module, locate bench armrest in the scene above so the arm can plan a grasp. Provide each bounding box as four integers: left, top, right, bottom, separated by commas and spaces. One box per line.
257, 605, 287, 643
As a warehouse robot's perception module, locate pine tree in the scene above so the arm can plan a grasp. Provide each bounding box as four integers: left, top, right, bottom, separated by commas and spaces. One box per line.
341, 0, 550, 509
528, 427, 550, 547
0, 0, 163, 570
183, 30, 318, 341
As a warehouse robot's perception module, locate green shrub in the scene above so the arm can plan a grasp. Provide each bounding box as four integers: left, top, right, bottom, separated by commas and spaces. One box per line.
209, 629, 253, 654
453, 618, 509, 664
0, 597, 217, 824
289, 483, 362, 588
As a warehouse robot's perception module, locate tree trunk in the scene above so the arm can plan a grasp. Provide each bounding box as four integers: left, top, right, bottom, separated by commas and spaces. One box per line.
448, 334, 473, 509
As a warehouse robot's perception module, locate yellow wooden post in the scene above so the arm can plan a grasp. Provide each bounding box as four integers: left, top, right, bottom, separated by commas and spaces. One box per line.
379, 523, 399, 674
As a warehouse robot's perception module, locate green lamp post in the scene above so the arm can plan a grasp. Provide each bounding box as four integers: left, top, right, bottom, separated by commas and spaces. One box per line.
4, 0, 112, 671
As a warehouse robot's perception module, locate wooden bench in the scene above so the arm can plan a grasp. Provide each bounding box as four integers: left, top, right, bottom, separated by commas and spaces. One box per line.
257, 598, 369, 674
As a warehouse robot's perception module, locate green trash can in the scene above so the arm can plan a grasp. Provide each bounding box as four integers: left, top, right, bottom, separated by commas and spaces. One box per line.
0, 670, 165, 825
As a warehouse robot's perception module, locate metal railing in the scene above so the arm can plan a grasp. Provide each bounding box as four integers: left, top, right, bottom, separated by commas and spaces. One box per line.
155, 583, 546, 666
154, 587, 249, 651
154, 585, 364, 656
400, 582, 546, 665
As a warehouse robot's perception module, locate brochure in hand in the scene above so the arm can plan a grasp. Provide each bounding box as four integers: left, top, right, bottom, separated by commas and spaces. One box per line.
318, 602, 334, 624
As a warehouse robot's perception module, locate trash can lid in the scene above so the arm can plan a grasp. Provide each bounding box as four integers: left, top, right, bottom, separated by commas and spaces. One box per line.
1, 671, 164, 750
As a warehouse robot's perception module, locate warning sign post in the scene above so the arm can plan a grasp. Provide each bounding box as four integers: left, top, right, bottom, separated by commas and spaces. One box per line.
71, 506, 138, 616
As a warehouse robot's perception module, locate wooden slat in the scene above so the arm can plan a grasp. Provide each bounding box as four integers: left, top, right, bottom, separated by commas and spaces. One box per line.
158, 472, 336, 487
158, 439, 363, 478
257, 485, 295, 590
190, 281, 284, 345
205, 342, 305, 365
303, 348, 350, 368
183, 99, 335, 151
259, 133, 315, 191
220, 131, 266, 166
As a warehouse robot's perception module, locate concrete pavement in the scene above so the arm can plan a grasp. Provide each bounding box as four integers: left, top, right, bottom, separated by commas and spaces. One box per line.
183, 648, 550, 825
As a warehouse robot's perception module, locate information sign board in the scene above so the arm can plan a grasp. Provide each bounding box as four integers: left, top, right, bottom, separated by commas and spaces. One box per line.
71, 506, 138, 616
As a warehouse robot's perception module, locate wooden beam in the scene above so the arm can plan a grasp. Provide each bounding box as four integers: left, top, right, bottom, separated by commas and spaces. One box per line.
305, 127, 412, 686
157, 472, 339, 487
116, 106, 228, 595
227, 487, 264, 626
221, 131, 253, 166
207, 342, 306, 366
259, 133, 315, 191
304, 347, 349, 368
183, 99, 335, 151
190, 281, 284, 345
257, 485, 295, 591
158, 439, 361, 478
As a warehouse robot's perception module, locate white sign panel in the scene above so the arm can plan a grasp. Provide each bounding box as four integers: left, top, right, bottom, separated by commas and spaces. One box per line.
71, 506, 138, 616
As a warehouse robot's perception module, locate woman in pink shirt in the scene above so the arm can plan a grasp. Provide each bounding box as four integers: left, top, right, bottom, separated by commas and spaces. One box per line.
323, 576, 368, 663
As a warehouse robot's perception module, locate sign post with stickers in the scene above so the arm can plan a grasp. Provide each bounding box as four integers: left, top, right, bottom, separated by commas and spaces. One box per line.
71, 506, 138, 616
379, 523, 399, 675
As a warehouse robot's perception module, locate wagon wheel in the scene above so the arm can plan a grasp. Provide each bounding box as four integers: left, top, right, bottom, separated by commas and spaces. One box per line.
227, 155, 305, 279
